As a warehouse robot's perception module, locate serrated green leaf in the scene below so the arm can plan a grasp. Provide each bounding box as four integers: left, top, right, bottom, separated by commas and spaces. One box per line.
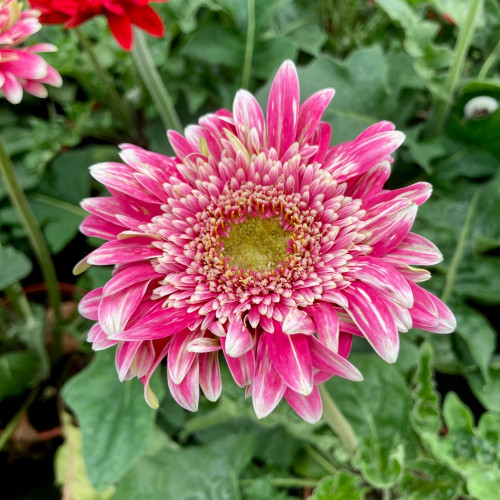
411, 342, 441, 437
62, 350, 161, 490
353, 437, 405, 489
0, 246, 32, 290
424, 393, 500, 500
309, 471, 368, 500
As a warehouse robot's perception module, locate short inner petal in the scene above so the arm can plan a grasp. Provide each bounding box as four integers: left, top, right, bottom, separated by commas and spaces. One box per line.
222, 217, 290, 272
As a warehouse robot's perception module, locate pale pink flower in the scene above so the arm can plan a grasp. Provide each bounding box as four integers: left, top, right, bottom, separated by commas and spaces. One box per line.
76, 61, 455, 423
0, 0, 62, 104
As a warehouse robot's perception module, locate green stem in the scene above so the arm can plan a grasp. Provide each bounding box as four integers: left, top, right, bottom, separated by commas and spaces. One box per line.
441, 189, 480, 303
478, 37, 500, 79
0, 387, 38, 451
132, 29, 182, 132
241, 0, 256, 89
4, 282, 32, 319
431, 0, 484, 135
75, 27, 134, 134
305, 444, 338, 475
29, 193, 87, 218
239, 477, 319, 488
319, 384, 358, 457
0, 136, 62, 361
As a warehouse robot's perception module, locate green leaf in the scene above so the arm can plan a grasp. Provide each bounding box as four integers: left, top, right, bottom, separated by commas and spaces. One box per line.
453, 304, 496, 382
112, 433, 255, 500
310, 471, 368, 500
411, 342, 441, 437
55, 413, 115, 500
466, 362, 500, 413
400, 457, 466, 500
0, 351, 39, 401
30, 146, 116, 254
0, 246, 32, 290
182, 22, 245, 68
353, 437, 405, 489
62, 350, 160, 490
424, 393, 500, 500
325, 354, 415, 448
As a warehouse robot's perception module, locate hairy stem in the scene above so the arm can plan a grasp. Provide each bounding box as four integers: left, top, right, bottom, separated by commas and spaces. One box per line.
441, 189, 480, 303
241, 0, 256, 89
478, 36, 500, 79
132, 29, 182, 132
431, 0, 484, 135
0, 136, 62, 361
319, 384, 358, 457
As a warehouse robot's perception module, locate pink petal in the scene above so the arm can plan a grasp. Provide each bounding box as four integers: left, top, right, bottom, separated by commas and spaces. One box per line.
115, 341, 141, 381
140, 340, 171, 408
282, 308, 315, 335
187, 337, 221, 353
297, 88, 335, 144
344, 161, 391, 201
409, 284, 456, 333
1, 72, 23, 104
103, 262, 160, 296
221, 337, 255, 387
306, 303, 340, 352
87, 323, 119, 351
355, 121, 396, 140
284, 386, 322, 423
325, 131, 405, 182
308, 336, 363, 381
111, 307, 195, 340
252, 335, 287, 418
348, 256, 413, 308
167, 359, 200, 411
0, 51, 47, 79
267, 324, 313, 395
80, 215, 122, 240
167, 329, 199, 384
98, 281, 149, 335
233, 89, 265, 146
90, 162, 160, 204
78, 288, 103, 320
364, 201, 418, 256
384, 233, 443, 266
342, 282, 399, 363
74, 237, 161, 274
366, 182, 432, 207
225, 316, 254, 357
266, 60, 300, 157
199, 352, 222, 402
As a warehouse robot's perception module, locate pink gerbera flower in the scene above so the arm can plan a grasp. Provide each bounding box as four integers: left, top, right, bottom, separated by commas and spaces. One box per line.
0, 0, 62, 104
75, 61, 455, 423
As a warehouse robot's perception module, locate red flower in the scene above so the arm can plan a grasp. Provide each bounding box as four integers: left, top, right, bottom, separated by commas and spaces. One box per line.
29, 0, 168, 50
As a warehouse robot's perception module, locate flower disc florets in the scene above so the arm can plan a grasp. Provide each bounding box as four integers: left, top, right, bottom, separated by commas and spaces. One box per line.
76, 61, 456, 422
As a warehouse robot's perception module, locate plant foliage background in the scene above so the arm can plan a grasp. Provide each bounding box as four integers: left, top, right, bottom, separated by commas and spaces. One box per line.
1, 0, 500, 499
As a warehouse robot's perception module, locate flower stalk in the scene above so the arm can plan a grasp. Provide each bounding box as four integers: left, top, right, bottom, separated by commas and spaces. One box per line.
319, 384, 358, 457
132, 28, 182, 132
0, 135, 63, 361
241, 0, 256, 89
431, 0, 484, 135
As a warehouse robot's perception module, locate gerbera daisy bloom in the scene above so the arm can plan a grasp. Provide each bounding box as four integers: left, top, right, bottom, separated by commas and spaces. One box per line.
28, 0, 168, 50
75, 60, 455, 423
0, 0, 61, 104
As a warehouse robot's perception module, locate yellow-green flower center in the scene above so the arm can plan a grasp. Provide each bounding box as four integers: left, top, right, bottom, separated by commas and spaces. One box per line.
223, 217, 290, 272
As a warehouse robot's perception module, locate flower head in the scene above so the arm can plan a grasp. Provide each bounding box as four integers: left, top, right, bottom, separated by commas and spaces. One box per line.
29, 0, 168, 50
0, 0, 61, 104
76, 60, 455, 423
